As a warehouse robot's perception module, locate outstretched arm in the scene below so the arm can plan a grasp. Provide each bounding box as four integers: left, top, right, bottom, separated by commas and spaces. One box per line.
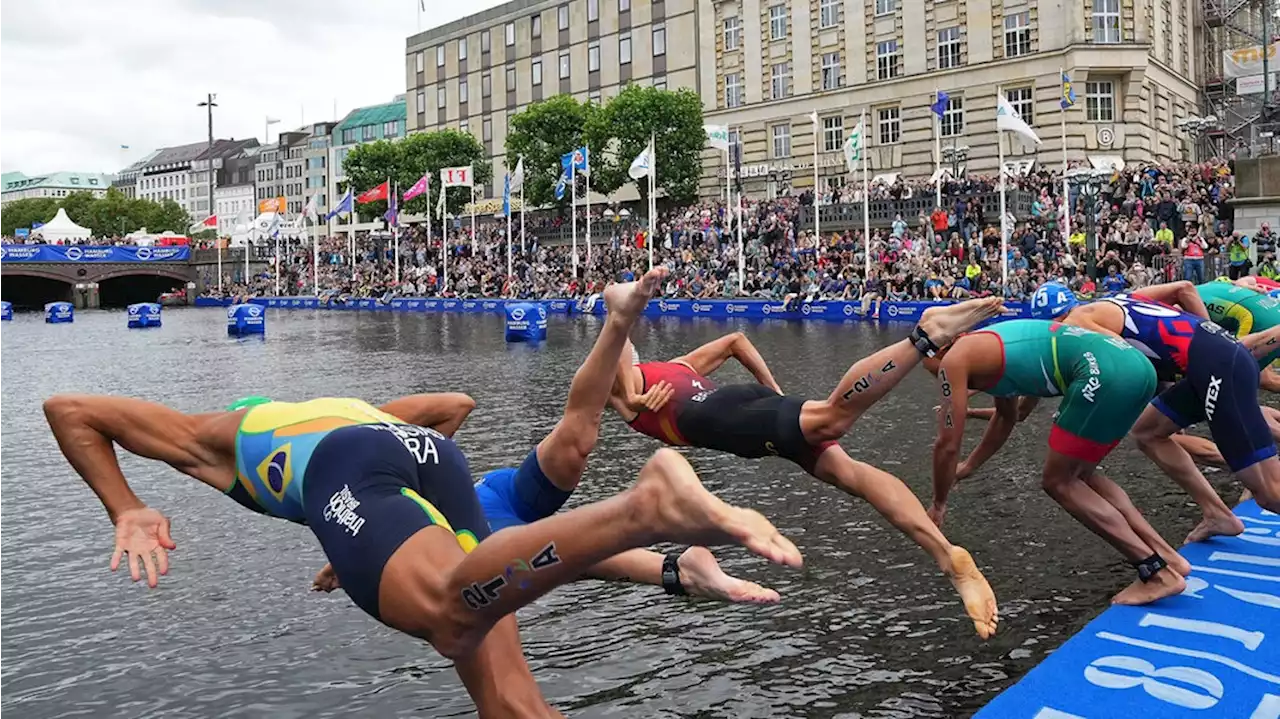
379, 393, 476, 438
958, 397, 1032, 478
930, 356, 970, 525
673, 331, 782, 392
1138, 280, 1210, 318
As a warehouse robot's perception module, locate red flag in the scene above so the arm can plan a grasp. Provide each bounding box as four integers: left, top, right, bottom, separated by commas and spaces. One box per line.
356, 181, 389, 203
635, 230, 646, 249
199, 214, 217, 228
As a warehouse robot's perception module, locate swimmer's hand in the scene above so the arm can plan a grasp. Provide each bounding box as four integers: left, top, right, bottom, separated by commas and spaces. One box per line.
955, 462, 973, 481
111, 507, 175, 588
629, 381, 674, 413
927, 503, 947, 528
312, 563, 341, 592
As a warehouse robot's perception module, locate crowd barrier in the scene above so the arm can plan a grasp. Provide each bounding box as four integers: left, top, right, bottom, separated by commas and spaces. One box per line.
0, 245, 190, 262
193, 296, 1034, 322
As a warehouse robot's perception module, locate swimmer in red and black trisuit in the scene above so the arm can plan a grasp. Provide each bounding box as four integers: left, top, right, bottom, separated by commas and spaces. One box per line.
611, 297, 1007, 640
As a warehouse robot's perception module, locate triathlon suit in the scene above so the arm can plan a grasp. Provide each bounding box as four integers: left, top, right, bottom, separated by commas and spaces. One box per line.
1198, 279, 1280, 366
475, 449, 572, 533
973, 320, 1157, 462
232, 398, 489, 619
1101, 294, 1277, 472
626, 361, 837, 473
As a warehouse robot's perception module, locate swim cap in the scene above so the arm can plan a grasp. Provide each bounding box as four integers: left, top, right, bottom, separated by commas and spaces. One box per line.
1030, 282, 1080, 320
226, 396, 272, 411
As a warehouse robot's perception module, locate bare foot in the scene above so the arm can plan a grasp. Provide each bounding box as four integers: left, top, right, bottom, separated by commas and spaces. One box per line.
312, 563, 341, 592
918, 297, 1007, 347
677, 546, 781, 604
946, 546, 999, 640
1112, 568, 1186, 605
1239, 487, 1255, 506
1184, 512, 1245, 545
634, 449, 803, 568
1168, 554, 1192, 577
604, 267, 668, 317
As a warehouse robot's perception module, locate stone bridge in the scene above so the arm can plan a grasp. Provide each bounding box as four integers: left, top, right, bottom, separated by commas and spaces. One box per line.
1, 261, 198, 308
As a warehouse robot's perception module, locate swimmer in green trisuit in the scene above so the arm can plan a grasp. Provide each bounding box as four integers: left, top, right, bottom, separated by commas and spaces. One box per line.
44, 272, 802, 717
925, 319, 1191, 606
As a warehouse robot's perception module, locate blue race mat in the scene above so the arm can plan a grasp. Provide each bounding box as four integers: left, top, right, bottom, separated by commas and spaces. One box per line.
977, 500, 1280, 719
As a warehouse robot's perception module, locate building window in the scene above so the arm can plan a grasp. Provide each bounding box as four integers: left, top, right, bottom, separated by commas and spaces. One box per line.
363, 125, 376, 141
1086, 80, 1115, 121
769, 4, 788, 41
506, 65, 516, 89
771, 61, 791, 99
1004, 12, 1031, 57
506, 22, 515, 46
533, 59, 543, 85
725, 72, 743, 107
481, 30, 491, 53
728, 128, 741, 154
938, 27, 961, 69
620, 32, 632, 64
532, 14, 541, 37
1006, 87, 1034, 126
877, 107, 901, 144
653, 24, 666, 56
483, 118, 493, 142
415, 51, 424, 73
876, 40, 900, 80
437, 46, 445, 66
940, 95, 964, 137
343, 128, 358, 144
438, 87, 447, 108
724, 17, 741, 50
821, 52, 841, 90
875, 0, 895, 15
820, 0, 840, 29
589, 89, 602, 104
460, 79, 469, 103
619, 0, 630, 10
654, 78, 667, 90
822, 116, 844, 152
559, 52, 570, 78
772, 123, 792, 158
589, 41, 601, 72
558, 4, 569, 30
385, 120, 400, 138
460, 120, 469, 135
1092, 0, 1121, 43
458, 38, 467, 61
482, 72, 491, 97
588, 0, 599, 22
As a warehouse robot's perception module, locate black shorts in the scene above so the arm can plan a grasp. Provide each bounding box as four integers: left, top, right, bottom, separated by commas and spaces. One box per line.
302, 424, 491, 620
676, 384, 836, 473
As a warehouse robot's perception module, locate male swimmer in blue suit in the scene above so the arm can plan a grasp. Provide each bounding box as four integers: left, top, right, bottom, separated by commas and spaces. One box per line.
45, 269, 800, 717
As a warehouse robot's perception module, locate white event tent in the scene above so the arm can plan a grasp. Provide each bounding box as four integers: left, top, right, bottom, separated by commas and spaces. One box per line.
31, 208, 91, 243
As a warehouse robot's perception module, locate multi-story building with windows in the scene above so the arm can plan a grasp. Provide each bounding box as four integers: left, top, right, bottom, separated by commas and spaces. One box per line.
303, 122, 337, 219
408, 0, 1200, 202
329, 98, 406, 231
405, 0, 693, 200
255, 131, 309, 215
1, 171, 116, 206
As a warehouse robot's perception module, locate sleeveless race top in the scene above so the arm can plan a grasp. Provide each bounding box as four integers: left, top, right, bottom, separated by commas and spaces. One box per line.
973, 320, 1131, 398
1100, 293, 1205, 374
626, 362, 717, 446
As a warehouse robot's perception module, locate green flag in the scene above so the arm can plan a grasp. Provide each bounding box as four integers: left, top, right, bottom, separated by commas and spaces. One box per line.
843, 122, 864, 171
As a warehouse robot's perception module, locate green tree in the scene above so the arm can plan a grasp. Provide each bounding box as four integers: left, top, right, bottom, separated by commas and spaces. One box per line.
1, 197, 59, 236
59, 191, 98, 229
342, 129, 491, 220
505, 95, 599, 210
145, 199, 191, 234
86, 187, 143, 237
585, 85, 706, 205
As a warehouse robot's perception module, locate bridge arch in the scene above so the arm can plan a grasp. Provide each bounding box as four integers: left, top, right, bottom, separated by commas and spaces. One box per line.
0, 269, 74, 308
96, 268, 194, 307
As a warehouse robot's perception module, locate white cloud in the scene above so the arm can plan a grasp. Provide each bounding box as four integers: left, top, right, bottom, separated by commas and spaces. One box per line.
0, 0, 508, 176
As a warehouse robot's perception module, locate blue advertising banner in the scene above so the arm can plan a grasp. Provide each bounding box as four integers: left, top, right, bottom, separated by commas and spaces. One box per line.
0, 244, 191, 262
977, 500, 1280, 719
14, 229, 29, 238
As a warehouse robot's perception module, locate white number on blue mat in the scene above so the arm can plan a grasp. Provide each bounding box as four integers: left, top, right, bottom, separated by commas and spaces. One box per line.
1252, 694, 1280, 719
1084, 655, 1223, 710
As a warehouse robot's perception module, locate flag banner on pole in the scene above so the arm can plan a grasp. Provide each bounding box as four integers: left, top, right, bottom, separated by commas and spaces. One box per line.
997, 94, 1043, 146
384, 189, 399, 226
189, 214, 218, 232
440, 165, 473, 187
703, 125, 730, 150
325, 189, 353, 220
253, 213, 281, 236
843, 121, 864, 171
808, 110, 820, 132
258, 197, 285, 214
510, 157, 525, 193
930, 91, 950, 118
302, 193, 319, 221
1060, 72, 1077, 109
403, 172, 431, 202
436, 185, 447, 219
357, 181, 389, 203
554, 170, 569, 200
561, 147, 589, 175
628, 140, 654, 180
503, 173, 512, 217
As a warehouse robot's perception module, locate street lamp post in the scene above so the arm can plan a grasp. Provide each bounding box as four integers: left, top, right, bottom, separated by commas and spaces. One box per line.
1174, 115, 1219, 162
1066, 167, 1109, 257
198, 93, 219, 294
941, 145, 969, 182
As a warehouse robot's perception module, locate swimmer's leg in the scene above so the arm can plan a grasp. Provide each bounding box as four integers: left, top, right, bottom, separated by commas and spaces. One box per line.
453, 617, 557, 718
585, 547, 781, 604
1171, 433, 1226, 468
801, 298, 1006, 441
379, 449, 801, 659
1083, 471, 1190, 576
811, 444, 997, 639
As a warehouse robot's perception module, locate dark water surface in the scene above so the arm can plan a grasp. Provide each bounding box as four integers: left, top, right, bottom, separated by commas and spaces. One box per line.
1, 308, 1235, 718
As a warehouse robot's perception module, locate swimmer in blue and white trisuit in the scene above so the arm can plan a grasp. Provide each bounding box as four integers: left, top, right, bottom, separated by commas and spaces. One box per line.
315, 267, 782, 604
44, 270, 803, 717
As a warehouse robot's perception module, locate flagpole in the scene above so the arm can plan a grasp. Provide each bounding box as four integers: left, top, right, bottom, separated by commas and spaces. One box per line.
861, 108, 871, 282
274, 230, 280, 296
443, 188, 449, 295
934, 88, 943, 210
725, 146, 732, 239
998, 86, 1009, 291
519, 156, 526, 253
736, 153, 744, 294
426, 183, 432, 275
571, 165, 578, 279
1060, 67, 1072, 241
506, 166, 513, 297
245, 226, 251, 286
469, 184, 476, 267
311, 213, 318, 296
217, 240, 223, 295
812, 111, 821, 251
585, 142, 592, 272
648, 133, 656, 271
392, 179, 400, 285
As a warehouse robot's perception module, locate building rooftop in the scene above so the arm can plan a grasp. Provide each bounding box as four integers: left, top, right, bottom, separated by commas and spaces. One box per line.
334, 98, 406, 133
144, 141, 212, 168
407, 0, 537, 46
2, 170, 114, 193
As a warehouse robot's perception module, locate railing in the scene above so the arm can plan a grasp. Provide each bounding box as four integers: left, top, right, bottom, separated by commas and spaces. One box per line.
190, 246, 274, 264
799, 190, 1035, 232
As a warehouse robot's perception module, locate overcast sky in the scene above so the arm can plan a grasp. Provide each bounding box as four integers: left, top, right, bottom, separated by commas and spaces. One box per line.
1, 0, 507, 177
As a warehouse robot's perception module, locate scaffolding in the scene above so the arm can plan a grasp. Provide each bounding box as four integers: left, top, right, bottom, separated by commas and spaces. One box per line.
1202, 0, 1271, 155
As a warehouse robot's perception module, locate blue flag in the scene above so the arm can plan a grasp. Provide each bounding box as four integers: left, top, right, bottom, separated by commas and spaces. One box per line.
503, 173, 512, 217
1060, 72, 1077, 110
561, 146, 589, 175
384, 189, 398, 226
554, 171, 568, 200
930, 91, 950, 118
326, 189, 354, 220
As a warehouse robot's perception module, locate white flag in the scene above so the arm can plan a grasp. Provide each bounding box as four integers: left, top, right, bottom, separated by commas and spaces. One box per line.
628, 139, 654, 181
302, 193, 320, 221
440, 165, 474, 187
809, 110, 820, 132
843, 121, 864, 171
253, 212, 280, 236
510, 157, 525, 193
996, 94, 1042, 146
703, 124, 730, 151
436, 185, 447, 219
